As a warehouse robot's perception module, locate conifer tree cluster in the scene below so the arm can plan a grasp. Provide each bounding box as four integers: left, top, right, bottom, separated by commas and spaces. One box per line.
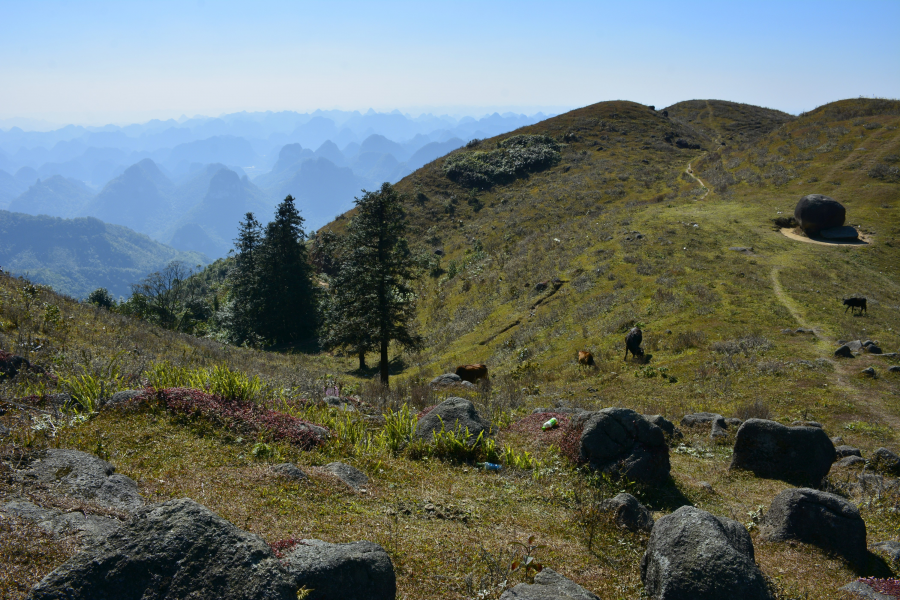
224, 195, 318, 346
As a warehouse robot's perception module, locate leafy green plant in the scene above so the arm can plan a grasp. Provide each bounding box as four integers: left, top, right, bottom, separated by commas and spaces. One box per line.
510, 535, 545, 584
377, 404, 417, 453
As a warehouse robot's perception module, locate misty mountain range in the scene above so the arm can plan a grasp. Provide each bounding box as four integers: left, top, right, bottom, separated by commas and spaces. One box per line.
0, 109, 547, 261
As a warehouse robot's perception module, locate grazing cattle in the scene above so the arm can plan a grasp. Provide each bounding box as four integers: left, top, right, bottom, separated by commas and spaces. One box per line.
578, 350, 595, 366
455, 364, 488, 383
843, 297, 867, 315
624, 327, 644, 361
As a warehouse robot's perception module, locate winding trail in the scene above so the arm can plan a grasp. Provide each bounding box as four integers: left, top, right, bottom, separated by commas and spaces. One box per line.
685, 160, 710, 200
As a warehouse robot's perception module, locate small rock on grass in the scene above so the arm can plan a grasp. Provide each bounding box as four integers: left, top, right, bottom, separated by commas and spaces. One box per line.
500, 568, 600, 600
272, 463, 307, 481
862, 367, 877, 378
323, 462, 369, 491
871, 448, 900, 475
835, 345, 854, 358
599, 493, 654, 533
871, 541, 900, 566
836, 445, 863, 458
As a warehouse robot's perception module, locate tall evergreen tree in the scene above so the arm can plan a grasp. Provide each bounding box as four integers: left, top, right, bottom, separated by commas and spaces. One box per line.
225, 212, 263, 344
255, 195, 318, 344
321, 183, 421, 384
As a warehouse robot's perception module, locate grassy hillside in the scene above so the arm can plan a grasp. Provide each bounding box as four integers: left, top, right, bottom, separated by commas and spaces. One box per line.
0, 211, 208, 298
2, 98, 900, 600
665, 99, 796, 146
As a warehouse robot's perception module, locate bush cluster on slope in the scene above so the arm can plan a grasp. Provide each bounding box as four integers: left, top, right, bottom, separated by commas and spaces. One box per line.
442, 135, 561, 188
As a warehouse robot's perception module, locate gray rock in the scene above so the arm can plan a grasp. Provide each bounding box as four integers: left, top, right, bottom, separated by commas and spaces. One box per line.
16, 449, 144, 513
27, 498, 297, 600
577, 408, 670, 484
500, 568, 600, 600
725, 418, 743, 428
867, 345, 883, 354
832, 436, 846, 445
429, 373, 462, 386
835, 445, 862, 458
2, 500, 123, 544
846, 340, 864, 351
102, 389, 143, 409
46, 393, 72, 408
891, 366, 900, 373
323, 462, 369, 491
862, 367, 877, 378
599, 493, 654, 532
415, 397, 490, 442
324, 396, 357, 412
681, 412, 728, 439
871, 448, 900, 475
640, 506, 771, 600
871, 540, 900, 565
835, 456, 866, 468
272, 463, 307, 481
820, 225, 859, 240
840, 580, 895, 599
282, 539, 396, 600
730, 419, 835, 485
794, 194, 846, 236
644, 414, 681, 439
856, 473, 900, 495
790, 421, 823, 428
795, 327, 814, 334
835, 345, 854, 358
863, 340, 875, 347
761, 488, 867, 569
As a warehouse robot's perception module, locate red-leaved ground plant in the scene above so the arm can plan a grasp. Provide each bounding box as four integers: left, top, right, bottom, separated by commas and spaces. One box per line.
130, 387, 327, 450
269, 537, 310, 558
857, 578, 900, 596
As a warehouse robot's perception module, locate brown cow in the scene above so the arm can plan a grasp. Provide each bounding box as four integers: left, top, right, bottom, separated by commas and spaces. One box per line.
577, 350, 595, 366
455, 364, 488, 383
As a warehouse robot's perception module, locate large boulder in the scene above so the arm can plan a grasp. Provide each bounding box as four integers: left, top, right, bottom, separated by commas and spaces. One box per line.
415, 397, 490, 442
640, 506, 771, 600
282, 539, 396, 600
599, 492, 654, 532
729, 419, 835, 485
577, 408, 670, 483
499, 568, 600, 600
16, 449, 144, 513
760, 488, 867, 569
323, 462, 369, 491
794, 194, 846, 236
27, 498, 297, 600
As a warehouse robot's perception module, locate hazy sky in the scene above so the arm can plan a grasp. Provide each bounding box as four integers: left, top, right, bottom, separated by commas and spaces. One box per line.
2, 0, 898, 126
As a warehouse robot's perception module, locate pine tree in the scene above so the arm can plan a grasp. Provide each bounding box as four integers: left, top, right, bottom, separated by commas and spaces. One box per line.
321, 183, 421, 384
255, 196, 317, 344
225, 212, 264, 344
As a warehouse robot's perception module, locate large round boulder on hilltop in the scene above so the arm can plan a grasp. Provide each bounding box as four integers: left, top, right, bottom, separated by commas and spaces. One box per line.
794, 194, 846, 236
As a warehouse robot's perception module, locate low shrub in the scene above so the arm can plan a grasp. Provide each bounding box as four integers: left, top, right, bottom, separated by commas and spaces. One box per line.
443, 135, 561, 188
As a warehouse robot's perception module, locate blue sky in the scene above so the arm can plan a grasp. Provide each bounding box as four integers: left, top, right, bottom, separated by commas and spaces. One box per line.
1, 0, 898, 126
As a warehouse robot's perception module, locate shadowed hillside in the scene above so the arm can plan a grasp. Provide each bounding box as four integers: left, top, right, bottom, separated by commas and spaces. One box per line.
665, 99, 795, 146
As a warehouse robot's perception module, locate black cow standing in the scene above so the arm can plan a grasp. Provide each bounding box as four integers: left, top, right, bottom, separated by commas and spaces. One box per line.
843, 297, 867, 315
624, 327, 644, 361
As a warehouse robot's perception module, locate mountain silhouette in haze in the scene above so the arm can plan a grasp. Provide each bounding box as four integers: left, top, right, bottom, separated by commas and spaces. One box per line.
9, 175, 94, 218
0, 210, 207, 298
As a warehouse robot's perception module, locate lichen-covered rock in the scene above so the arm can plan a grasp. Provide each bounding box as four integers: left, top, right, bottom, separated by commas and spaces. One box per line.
102, 389, 143, 409
415, 397, 490, 442
729, 419, 835, 485
272, 463, 308, 481
499, 568, 600, 600
2, 500, 123, 544
794, 194, 846, 235
282, 539, 396, 600
760, 488, 868, 569
640, 506, 771, 600
27, 498, 297, 600
577, 408, 670, 483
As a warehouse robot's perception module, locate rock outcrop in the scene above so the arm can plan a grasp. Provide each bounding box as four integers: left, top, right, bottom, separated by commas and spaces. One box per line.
499, 568, 600, 600
599, 493, 654, 532
282, 539, 396, 600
